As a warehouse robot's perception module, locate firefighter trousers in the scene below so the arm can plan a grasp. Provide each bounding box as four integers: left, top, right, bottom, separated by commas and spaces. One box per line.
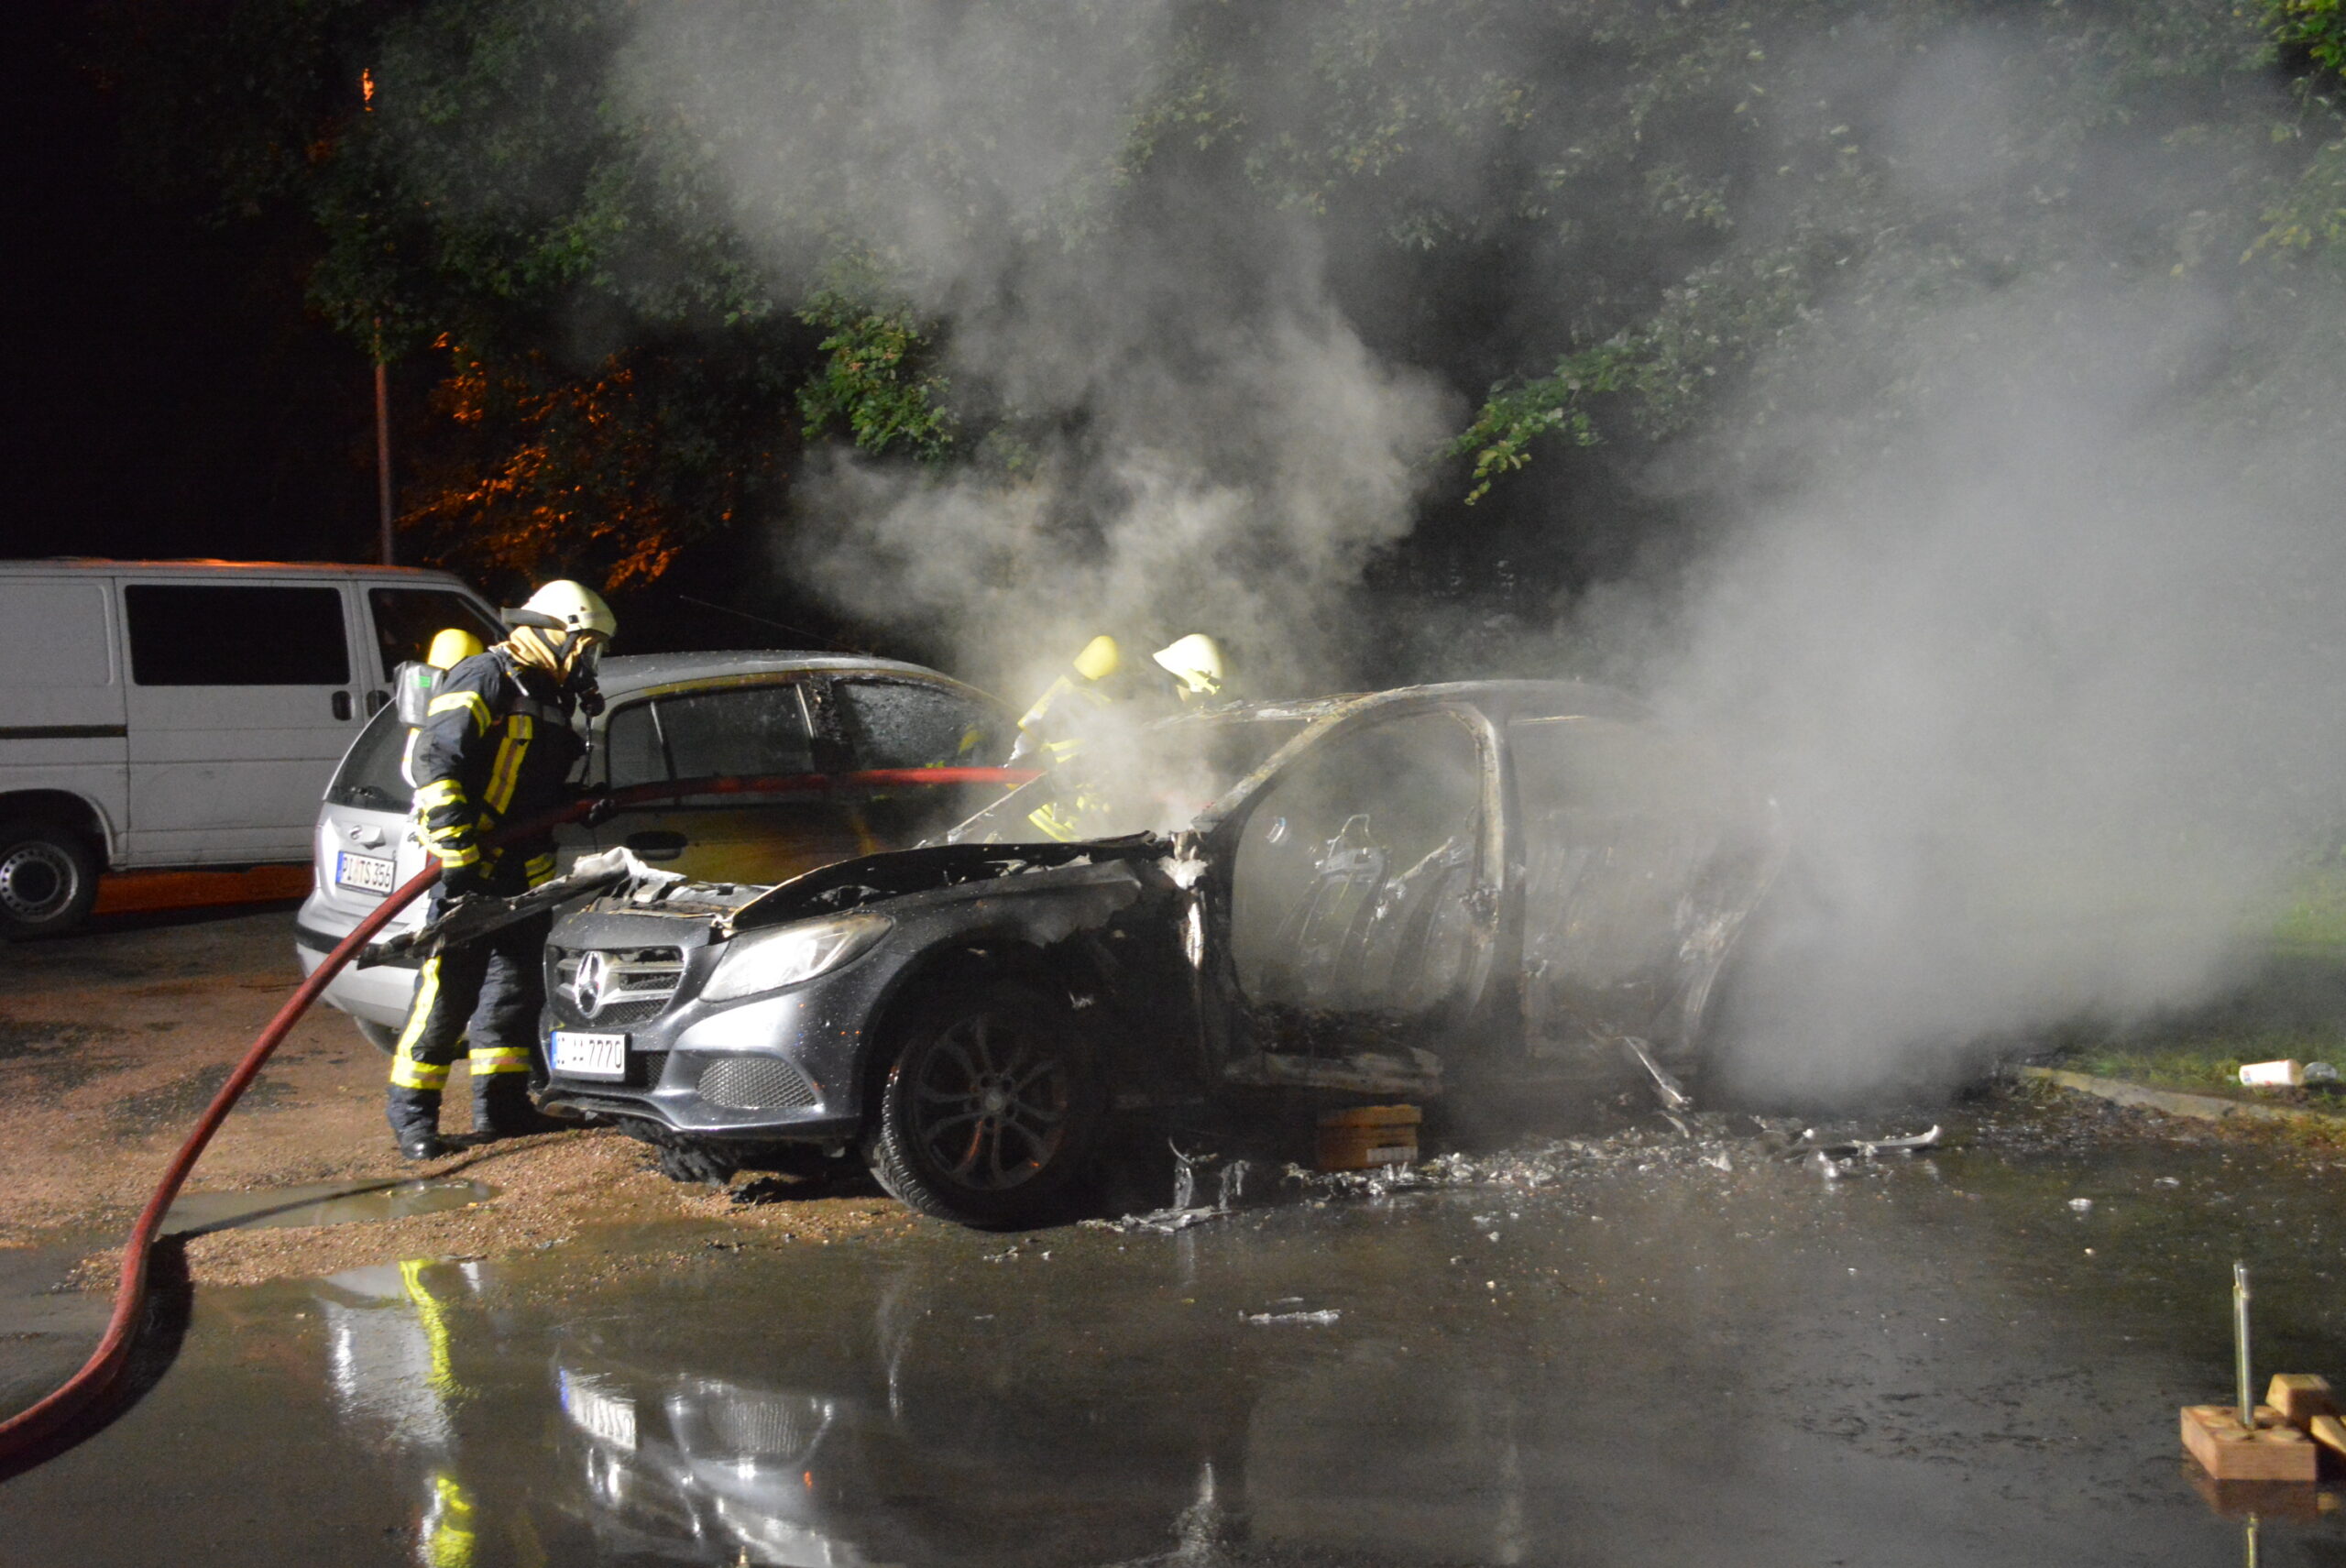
386, 899, 552, 1138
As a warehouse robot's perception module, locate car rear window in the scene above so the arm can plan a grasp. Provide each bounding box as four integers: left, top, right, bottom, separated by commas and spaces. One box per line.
326, 703, 410, 811
608, 683, 817, 784
835, 678, 1005, 769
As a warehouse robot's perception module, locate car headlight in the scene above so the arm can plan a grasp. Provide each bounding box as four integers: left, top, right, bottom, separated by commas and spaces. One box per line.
702, 913, 893, 1003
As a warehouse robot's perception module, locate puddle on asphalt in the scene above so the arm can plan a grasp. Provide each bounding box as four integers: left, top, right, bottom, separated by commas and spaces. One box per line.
161, 1179, 496, 1236
10, 1100, 2346, 1566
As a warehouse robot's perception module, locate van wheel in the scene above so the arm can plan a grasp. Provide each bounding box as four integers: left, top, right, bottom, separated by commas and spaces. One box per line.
0, 821, 99, 939
355, 1019, 401, 1054
863, 981, 1104, 1229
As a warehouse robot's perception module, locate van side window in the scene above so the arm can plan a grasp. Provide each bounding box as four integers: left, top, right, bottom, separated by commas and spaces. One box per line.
124, 585, 349, 685
367, 588, 503, 682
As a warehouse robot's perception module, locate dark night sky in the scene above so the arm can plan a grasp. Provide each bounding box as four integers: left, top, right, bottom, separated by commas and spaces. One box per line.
0, 1, 847, 654
1, 1, 386, 567
0, 1, 1561, 663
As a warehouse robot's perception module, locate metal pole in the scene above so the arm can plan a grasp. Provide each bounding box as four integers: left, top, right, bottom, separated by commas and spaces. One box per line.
2234, 1260, 2254, 1430
373, 322, 394, 566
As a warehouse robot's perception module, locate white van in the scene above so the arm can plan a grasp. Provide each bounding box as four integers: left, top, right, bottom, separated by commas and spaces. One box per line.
0, 560, 503, 938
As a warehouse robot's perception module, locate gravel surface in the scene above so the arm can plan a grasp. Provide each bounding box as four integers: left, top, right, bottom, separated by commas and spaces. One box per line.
0, 905, 904, 1290
8, 905, 2327, 1298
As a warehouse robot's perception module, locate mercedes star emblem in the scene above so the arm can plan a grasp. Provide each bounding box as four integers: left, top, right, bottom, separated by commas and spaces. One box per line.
573, 949, 610, 1020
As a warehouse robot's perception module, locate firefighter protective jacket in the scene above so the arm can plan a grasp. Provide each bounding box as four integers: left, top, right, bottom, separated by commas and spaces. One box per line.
411, 647, 586, 882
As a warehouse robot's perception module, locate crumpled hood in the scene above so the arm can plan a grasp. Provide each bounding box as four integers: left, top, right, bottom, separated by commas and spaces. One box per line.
729, 833, 1172, 932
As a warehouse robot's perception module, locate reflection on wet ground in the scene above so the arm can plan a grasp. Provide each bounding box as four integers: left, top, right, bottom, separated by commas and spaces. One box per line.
5, 1099, 2346, 1565
161, 1179, 499, 1237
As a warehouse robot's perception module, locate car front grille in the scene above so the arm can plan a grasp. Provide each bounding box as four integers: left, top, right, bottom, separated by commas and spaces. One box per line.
700, 1392, 828, 1459
696, 1056, 820, 1113
552, 945, 687, 1027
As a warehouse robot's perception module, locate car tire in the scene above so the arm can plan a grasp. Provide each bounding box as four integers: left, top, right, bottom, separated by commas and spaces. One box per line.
0, 820, 100, 940
355, 1018, 401, 1054
863, 979, 1105, 1229
653, 1142, 740, 1186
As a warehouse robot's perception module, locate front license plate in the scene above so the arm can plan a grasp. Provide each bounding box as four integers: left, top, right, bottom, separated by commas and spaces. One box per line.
334, 850, 395, 894
553, 1030, 627, 1080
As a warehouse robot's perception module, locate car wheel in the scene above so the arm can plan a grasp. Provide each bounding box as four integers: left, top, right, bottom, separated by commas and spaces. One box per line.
0, 820, 99, 940
863, 980, 1104, 1229
355, 1018, 401, 1054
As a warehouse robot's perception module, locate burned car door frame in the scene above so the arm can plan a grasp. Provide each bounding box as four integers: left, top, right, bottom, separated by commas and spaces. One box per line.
1490, 707, 1787, 1092
1186, 696, 1510, 1094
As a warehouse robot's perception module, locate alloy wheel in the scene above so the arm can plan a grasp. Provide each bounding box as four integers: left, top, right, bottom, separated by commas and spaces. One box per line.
907, 1009, 1073, 1192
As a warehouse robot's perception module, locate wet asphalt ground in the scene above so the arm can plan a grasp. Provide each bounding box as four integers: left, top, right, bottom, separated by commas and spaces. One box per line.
7, 1086, 2346, 1565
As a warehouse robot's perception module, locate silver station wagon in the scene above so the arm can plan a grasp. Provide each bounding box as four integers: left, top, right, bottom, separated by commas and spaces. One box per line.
295, 652, 1016, 1047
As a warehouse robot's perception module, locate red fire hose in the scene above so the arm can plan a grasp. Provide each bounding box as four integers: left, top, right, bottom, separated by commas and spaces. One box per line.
0, 766, 1033, 1467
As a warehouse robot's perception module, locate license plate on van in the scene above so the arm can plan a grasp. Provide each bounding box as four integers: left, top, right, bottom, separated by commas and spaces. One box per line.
552, 1030, 627, 1080
335, 850, 395, 894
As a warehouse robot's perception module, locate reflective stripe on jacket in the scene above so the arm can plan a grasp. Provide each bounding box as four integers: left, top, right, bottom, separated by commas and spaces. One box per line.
409, 648, 584, 874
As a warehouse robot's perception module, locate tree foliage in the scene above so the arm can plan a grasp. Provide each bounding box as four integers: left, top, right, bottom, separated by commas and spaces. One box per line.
98, 0, 2346, 582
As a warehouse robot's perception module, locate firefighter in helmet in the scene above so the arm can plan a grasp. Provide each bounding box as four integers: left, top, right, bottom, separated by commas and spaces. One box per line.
1010, 632, 1228, 842
1149, 633, 1226, 704
386, 579, 616, 1160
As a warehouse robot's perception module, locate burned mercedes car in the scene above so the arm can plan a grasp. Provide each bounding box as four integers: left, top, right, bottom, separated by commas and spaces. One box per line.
537, 680, 1785, 1227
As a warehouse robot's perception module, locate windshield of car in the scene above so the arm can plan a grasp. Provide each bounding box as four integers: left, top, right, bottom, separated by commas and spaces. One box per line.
948, 713, 1310, 844
326, 703, 410, 813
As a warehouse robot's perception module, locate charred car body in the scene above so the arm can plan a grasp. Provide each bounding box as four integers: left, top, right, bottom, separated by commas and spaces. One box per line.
539, 680, 1785, 1226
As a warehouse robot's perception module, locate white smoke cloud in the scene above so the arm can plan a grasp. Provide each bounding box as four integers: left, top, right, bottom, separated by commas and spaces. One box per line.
1628, 51, 2346, 1102
613, 3, 2346, 1104
619, 4, 1458, 698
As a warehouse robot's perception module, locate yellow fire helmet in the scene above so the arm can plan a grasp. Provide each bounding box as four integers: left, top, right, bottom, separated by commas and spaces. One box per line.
1072, 633, 1122, 684
1151, 632, 1225, 698
425, 627, 485, 670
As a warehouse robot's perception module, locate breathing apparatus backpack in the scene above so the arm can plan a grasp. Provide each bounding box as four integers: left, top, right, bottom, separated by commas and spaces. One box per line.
395, 627, 488, 787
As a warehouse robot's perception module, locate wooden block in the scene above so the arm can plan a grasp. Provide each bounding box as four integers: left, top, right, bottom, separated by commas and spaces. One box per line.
1315, 1124, 1419, 1171
2308, 1412, 2346, 1460
1316, 1103, 1423, 1170
1317, 1104, 1424, 1129
2267, 1374, 2337, 1428
2182, 1404, 2320, 1482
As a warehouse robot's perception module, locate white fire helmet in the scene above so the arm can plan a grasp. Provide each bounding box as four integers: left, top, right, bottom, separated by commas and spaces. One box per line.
507, 579, 618, 641
505, 579, 617, 681
1151, 633, 1225, 699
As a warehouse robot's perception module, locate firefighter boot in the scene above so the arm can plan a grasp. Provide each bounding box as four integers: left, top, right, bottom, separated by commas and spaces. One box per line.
472, 1071, 565, 1139
388, 1086, 452, 1161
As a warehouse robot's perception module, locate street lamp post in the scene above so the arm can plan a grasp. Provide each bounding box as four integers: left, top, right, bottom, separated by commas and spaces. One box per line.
374, 326, 393, 566
364, 68, 393, 567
